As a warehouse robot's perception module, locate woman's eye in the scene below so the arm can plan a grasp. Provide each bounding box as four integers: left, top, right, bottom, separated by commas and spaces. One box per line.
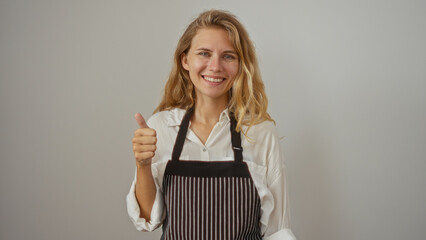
198, 52, 210, 57
224, 54, 236, 60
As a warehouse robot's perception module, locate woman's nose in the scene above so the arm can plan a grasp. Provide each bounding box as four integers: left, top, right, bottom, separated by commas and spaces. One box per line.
208, 55, 222, 72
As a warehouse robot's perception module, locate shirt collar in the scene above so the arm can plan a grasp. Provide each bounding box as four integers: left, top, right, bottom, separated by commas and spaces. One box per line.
167, 107, 230, 127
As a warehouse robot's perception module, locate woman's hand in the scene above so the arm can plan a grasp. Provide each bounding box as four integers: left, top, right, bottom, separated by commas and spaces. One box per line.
132, 113, 157, 166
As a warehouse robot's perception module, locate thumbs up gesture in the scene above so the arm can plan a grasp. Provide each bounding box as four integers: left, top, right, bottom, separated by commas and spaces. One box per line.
132, 113, 157, 166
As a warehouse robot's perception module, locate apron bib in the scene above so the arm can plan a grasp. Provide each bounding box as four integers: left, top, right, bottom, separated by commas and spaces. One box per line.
161, 107, 262, 240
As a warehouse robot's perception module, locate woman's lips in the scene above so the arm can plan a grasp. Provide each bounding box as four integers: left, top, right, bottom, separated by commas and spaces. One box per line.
202, 75, 226, 83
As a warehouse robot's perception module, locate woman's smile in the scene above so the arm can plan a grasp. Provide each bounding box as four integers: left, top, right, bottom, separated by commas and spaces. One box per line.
201, 75, 227, 87
202, 75, 226, 83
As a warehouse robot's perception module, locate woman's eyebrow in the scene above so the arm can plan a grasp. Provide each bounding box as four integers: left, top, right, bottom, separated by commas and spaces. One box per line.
223, 50, 238, 55
195, 48, 212, 52
195, 48, 237, 54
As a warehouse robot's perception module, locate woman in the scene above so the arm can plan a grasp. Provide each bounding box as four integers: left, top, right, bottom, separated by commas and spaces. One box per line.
127, 9, 296, 240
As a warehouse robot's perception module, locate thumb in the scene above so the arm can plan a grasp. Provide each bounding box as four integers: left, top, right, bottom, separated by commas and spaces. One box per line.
134, 113, 149, 128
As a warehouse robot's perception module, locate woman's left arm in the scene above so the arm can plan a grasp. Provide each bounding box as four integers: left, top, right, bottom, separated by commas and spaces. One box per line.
262, 123, 296, 240
264, 162, 296, 240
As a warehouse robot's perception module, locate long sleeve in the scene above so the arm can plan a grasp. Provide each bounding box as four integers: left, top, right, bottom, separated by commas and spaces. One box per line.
264, 164, 296, 240
260, 123, 296, 240
126, 166, 165, 231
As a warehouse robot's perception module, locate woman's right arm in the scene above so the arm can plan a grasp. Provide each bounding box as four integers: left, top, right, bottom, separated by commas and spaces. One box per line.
132, 113, 157, 221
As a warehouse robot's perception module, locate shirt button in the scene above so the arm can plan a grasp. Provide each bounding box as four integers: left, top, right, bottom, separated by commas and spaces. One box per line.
203, 148, 207, 152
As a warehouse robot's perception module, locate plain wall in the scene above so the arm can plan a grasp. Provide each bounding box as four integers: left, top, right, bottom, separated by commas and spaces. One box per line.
1, 0, 425, 239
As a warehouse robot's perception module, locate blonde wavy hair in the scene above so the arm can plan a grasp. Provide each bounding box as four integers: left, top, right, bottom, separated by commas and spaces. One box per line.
154, 9, 273, 133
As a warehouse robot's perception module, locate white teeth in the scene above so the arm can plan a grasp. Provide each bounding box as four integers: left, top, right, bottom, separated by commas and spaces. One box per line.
203, 76, 225, 82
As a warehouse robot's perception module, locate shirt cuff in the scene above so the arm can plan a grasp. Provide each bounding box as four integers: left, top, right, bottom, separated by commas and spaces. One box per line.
126, 170, 164, 232
265, 228, 296, 240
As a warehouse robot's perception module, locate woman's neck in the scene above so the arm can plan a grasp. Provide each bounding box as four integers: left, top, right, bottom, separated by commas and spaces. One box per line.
192, 96, 228, 125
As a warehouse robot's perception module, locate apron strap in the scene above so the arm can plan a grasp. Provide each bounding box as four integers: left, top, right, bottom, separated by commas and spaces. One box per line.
171, 107, 193, 161
230, 112, 243, 162
171, 107, 243, 162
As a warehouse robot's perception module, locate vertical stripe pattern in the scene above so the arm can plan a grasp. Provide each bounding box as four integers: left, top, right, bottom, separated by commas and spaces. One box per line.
161, 175, 262, 240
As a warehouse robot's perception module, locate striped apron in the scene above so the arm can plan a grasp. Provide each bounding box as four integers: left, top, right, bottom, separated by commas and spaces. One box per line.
161, 107, 262, 240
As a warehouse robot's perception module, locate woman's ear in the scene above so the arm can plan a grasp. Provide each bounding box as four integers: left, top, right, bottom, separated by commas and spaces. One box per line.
181, 53, 189, 71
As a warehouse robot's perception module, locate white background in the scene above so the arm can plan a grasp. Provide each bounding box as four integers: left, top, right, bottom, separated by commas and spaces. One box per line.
1, 0, 425, 239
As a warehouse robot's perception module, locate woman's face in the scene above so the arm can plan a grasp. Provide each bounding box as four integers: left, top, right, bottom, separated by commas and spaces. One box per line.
182, 27, 239, 104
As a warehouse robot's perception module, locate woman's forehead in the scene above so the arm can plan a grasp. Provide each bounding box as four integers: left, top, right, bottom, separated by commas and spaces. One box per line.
190, 27, 236, 51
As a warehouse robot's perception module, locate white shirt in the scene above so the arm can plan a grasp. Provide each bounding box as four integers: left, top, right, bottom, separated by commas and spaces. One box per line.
126, 108, 296, 240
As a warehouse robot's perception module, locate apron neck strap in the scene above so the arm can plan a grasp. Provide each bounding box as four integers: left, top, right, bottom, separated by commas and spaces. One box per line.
171, 107, 243, 162
229, 111, 243, 162
171, 107, 193, 162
